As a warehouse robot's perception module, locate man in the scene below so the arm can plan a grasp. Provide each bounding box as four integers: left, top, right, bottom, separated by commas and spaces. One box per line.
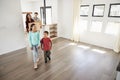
33, 12, 40, 22
33, 12, 42, 30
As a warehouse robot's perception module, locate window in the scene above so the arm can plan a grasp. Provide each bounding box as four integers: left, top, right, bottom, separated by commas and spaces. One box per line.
105, 22, 119, 35
46, 7, 52, 24
108, 3, 120, 17
90, 21, 103, 32
40, 6, 52, 25
80, 5, 89, 17
92, 4, 105, 17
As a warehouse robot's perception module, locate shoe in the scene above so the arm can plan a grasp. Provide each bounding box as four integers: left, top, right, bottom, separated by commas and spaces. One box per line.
45, 61, 47, 63
34, 63, 38, 69
48, 57, 51, 61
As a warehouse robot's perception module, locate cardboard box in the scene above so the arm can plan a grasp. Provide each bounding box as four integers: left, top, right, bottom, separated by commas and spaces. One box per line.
29, 21, 42, 31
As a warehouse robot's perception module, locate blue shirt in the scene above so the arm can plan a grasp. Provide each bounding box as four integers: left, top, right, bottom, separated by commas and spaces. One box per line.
29, 31, 40, 47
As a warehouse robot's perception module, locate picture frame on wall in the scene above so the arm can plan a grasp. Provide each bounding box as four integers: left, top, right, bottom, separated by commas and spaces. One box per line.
80, 5, 89, 17
108, 3, 120, 17
92, 4, 105, 17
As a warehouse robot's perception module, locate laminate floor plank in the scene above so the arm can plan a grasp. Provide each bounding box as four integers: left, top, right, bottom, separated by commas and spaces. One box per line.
0, 38, 119, 80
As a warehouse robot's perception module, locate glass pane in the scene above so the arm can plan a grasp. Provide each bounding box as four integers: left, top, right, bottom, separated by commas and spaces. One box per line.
110, 5, 120, 16
105, 22, 119, 35
90, 21, 102, 32
80, 6, 89, 16
40, 8, 44, 24
46, 8, 52, 24
94, 5, 104, 16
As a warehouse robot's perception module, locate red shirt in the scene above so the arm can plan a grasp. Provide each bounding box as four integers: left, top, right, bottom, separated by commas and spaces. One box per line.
40, 37, 52, 51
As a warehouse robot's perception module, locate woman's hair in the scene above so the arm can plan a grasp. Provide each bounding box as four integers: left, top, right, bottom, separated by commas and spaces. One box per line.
30, 23, 35, 31
26, 13, 31, 21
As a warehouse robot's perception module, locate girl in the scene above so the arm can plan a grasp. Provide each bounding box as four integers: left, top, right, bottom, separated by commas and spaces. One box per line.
29, 23, 40, 69
25, 13, 34, 33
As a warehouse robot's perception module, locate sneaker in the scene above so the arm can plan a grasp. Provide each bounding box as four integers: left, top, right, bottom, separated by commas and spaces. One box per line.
34, 63, 38, 69
45, 61, 47, 63
48, 57, 51, 61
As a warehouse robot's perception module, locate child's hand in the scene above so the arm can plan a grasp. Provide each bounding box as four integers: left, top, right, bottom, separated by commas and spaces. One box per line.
41, 48, 44, 50
38, 46, 40, 49
31, 47, 33, 50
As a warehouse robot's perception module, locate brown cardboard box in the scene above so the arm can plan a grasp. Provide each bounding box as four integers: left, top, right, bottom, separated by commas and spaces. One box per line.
29, 21, 42, 31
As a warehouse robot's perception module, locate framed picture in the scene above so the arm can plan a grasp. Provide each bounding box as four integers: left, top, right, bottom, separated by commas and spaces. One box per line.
108, 3, 120, 17
92, 4, 105, 17
80, 5, 89, 17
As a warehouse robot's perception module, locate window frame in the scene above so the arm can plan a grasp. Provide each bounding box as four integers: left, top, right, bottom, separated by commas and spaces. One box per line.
40, 6, 52, 25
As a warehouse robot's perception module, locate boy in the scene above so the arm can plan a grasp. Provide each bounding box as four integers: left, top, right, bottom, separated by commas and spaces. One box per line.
40, 31, 52, 63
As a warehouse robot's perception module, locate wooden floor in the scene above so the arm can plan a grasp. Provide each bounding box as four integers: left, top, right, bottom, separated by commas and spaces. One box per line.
0, 38, 120, 80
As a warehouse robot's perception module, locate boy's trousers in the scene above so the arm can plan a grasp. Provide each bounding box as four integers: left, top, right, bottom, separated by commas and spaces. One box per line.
44, 51, 51, 61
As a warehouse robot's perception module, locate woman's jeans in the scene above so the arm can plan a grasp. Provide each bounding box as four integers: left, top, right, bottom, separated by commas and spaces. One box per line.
32, 45, 39, 63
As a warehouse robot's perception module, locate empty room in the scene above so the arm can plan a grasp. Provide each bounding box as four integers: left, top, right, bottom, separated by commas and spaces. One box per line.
0, 0, 120, 80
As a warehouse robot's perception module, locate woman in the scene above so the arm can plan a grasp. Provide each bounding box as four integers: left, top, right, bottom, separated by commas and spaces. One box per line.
25, 13, 34, 33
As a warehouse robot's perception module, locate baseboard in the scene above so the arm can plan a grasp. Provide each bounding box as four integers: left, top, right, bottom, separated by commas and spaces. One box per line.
59, 37, 73, 42
59, 37, 118, 53
51, 37, 59, 40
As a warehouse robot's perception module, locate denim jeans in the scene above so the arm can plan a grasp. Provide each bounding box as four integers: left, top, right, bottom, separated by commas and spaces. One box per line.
32, 45, 39, 63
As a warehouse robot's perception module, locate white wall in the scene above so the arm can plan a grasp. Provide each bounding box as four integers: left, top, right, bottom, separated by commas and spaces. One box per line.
0, 0, 26, 55
58, 0, 120, 49
58, 0, 73, 39
31, 1, 43, 18
20, 0, 34, 30
46, 0, 58, 24
80, 0, 120, 49
20, 0, 33, 12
